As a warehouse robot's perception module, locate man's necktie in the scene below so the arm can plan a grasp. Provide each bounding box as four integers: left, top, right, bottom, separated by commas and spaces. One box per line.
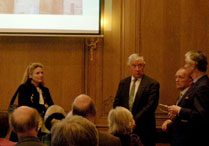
176, 92, 183, 105
129, 79, 137, 111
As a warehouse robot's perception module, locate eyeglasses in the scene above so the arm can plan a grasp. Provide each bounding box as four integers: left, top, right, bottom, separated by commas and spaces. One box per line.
131, 64, 145, 68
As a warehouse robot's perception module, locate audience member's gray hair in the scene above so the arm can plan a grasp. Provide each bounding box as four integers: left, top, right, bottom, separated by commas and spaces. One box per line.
44, 105, 66, 131
185, 50, 208, 72
51, 115, 98, 146
108, 106, 135, 135
127, 53, 145, 66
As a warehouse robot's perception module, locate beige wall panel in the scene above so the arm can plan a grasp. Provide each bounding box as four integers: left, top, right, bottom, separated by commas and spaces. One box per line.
123, 0, 141, 77
141, 0, 181, 107
96, 0, 123, 126
180, 0, 209, 60
0, 36, 84, 112
84, 37, 104, 125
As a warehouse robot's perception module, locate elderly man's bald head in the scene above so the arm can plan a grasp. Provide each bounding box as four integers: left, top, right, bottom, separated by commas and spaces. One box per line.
73, 94, 92, 110
11, 106, 39, 133
72, 94, 96, 118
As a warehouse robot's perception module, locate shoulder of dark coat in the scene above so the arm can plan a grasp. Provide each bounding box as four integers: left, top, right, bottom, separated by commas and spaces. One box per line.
120, 76, 132, 84
143, 75, 159, 85
99, 131, 120, 141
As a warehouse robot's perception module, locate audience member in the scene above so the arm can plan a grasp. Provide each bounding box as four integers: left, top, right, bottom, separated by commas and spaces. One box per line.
72, 94, 122, 146
113, 53, 159, 146
161, 68, 192, 145
168, 50, 209, 146
41, 105, 66, 146
10, 63, 54, 141
0, 111, 16, 146
108, 106, 143, 146
51, 115, 98, 146
10, 106, 47, 146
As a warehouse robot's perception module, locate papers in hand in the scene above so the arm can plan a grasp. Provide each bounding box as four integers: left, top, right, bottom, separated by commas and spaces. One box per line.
159, 103, 169, 113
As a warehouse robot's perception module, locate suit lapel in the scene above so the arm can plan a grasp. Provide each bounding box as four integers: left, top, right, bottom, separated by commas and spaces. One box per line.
124, 77, 132, 108
126, 77, 132, 94
132, 75, 147, 109
178, 82, 195, 105
178, 75, 208, 105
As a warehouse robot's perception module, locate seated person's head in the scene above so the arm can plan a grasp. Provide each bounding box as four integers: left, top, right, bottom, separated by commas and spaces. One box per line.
108, 106, 135, 135
44, 105, 66, 131
72, 94, 96, 121
0, 111, 10, 138
10, 106, 40, 137
51, 115, 98, 146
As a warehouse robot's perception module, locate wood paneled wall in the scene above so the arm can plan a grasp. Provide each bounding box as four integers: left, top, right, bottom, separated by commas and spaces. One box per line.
100, 0, 209, 128
0, 0, 209, 131
0, 37, 85, 112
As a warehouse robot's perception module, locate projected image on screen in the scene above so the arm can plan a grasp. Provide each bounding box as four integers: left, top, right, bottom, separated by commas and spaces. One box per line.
0, 0, 100, 34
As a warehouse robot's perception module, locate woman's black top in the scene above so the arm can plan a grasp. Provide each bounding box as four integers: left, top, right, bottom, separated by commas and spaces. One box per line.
17, 80, 54, 117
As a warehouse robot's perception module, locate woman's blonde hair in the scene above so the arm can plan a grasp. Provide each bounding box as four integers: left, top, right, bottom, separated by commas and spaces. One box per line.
22, 63, 44, 85
108, 106, 135, 135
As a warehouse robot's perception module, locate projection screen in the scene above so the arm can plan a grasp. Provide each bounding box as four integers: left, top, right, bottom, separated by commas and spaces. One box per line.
0, 0, 101, 35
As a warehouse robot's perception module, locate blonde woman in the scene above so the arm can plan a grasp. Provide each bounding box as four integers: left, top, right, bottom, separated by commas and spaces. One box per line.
108, 106, 143, 146
9, 63, 54, 142
17, 63, 54, 117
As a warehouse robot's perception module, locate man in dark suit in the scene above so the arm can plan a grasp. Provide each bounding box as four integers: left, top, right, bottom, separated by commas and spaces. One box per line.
161, 68, 192, 146
71, 94, 122, 146
168, 50, 209, 146
10, 106, 47, 146
113, 53, 160, 146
